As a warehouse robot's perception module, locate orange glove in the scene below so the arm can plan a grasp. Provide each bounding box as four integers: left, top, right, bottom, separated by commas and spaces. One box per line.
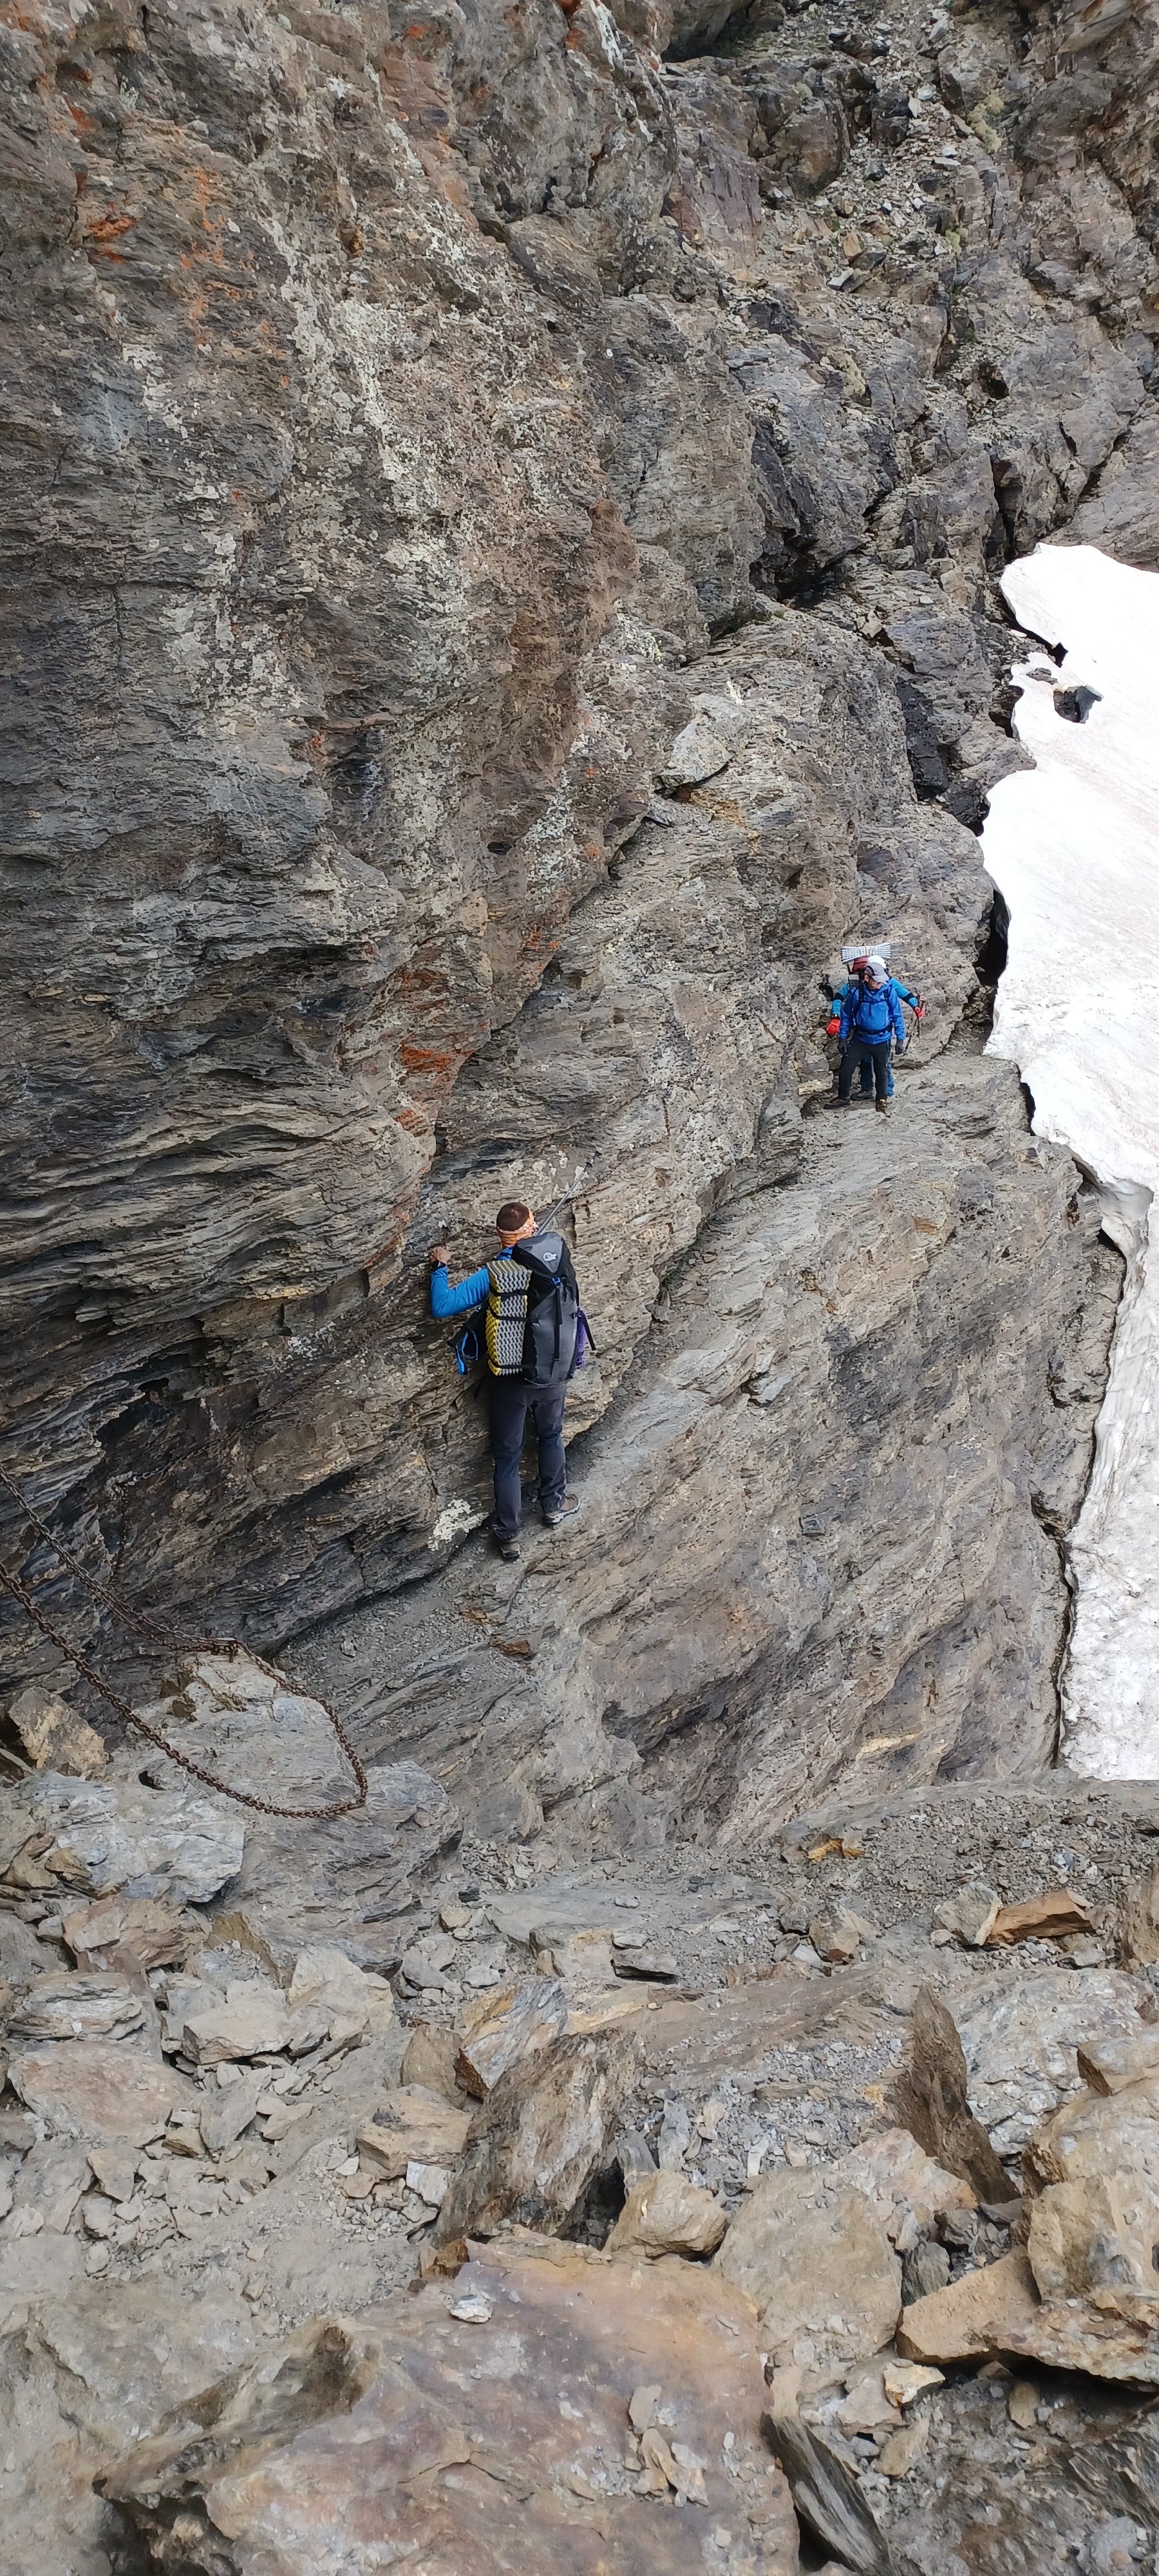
826, 1014, 841, 1037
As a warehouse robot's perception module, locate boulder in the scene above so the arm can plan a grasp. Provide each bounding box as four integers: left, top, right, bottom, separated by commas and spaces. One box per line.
897, 2249, 1041, 2365
436, 2031, 638, 2242
1026, 2172, 1159, 2304
932, 1882, 1000, 1947
1000, 2298, 1159, 2389
1024, 2067, 1159, 2194
182, 1987, 291, 2066
1024, 2069, 1159, 2303
399, 2021, 465, 2101
901, 2239, 951, 2304
883, 2360, 944, 2409
8, 1687, 106, 1779
1077, 2032, 1159, 2095
99, 2238, 799, 2575
878, 2412, 928, 2479
287, 1946, 393, 2043
833, 2126, 976, 2240
716, 2170, 901, 2367
608, 2170, 728, 2260
60, 1895, 194, 1973
357, 2087, 472, 2181
986, 1889, 1095, 1946
807, 1907, 871, 1964
532, 1926, 616, 1983
9, 2042, 196, 2145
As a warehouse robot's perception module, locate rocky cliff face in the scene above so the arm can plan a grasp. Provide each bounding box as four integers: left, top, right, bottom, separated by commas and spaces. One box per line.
2, 0, 1156, 1832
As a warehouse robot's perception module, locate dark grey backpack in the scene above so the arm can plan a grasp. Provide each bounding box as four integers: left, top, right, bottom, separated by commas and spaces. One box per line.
513, 1232, 581, 1387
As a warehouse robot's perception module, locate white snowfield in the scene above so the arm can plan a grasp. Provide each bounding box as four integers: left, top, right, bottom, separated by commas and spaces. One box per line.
984, 542, 1159, 1779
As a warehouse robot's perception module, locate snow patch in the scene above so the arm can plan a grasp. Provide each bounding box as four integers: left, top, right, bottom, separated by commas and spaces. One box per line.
983, 542, 1159, 1779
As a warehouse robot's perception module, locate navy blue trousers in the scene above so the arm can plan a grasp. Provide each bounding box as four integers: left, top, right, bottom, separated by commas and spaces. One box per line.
489, 1379, 567, 1538
840, 1037, 891, 1102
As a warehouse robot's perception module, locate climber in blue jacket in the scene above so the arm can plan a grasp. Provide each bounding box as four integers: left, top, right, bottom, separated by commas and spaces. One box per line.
827, 958, 923, 1096
837, 956, 907, 1112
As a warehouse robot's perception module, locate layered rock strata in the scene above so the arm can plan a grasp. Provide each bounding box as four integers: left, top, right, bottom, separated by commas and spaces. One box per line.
1, 0, 1156, 1817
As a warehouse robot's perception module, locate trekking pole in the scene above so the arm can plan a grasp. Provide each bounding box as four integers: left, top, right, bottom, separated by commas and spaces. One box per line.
538, 1151, 607, 1231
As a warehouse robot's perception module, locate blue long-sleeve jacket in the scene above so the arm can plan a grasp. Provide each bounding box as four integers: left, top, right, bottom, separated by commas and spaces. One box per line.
430, 1250, 507, 1320
839, 979, 906, 1050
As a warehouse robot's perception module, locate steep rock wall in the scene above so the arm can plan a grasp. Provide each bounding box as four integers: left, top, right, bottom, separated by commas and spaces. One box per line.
1, 0, 1154, 1819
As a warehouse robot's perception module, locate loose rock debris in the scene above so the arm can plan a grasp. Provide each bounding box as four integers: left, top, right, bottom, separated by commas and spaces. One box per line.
8, 1748, 1159, 2567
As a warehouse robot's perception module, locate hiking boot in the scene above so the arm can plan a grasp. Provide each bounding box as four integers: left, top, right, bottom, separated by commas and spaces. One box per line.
492, 1528, 521, 1562
875, 1096, 888, 1115
542, 1494, 581, 1528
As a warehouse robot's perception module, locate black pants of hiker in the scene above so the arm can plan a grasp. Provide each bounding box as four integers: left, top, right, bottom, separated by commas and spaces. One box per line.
489, 1378, 567, 1539
839, 1037, 890, 1102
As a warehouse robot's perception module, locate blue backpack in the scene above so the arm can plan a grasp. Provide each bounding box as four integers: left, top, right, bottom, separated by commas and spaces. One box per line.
847, 980, 897, 1041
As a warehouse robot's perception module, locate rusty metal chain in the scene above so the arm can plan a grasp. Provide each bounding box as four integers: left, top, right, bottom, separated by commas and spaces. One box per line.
0, 1460, 367, 1821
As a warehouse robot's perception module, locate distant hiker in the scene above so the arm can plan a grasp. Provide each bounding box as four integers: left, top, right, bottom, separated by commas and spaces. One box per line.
429, 1202, 583, 1563
826, 954, 925, 1098
836, 956, 906, 1113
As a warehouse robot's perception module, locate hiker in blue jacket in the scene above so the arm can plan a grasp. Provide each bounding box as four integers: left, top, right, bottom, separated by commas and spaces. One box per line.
429, 1198, 582, 1562
836, 956, 906, 1112
827, 957, 923, 1097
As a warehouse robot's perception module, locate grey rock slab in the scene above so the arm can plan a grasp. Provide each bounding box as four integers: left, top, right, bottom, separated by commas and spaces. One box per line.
955, 1967, 1151, 2152
764, 2382, 897, 2576
659, 712, 731, 790
892, 1985, 1010, 2203
1067, 401, 1159, 571
88, 2145, 138, 2205
0, 2230, 84, 2336
198, 2076, 265, 2159
30, 1775, 244, 1907
8, 1968, 146, 2044
9, 2041, 197, 2146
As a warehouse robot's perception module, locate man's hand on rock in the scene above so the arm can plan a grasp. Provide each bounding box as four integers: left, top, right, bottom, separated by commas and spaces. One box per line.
429, 1243, 449, 1269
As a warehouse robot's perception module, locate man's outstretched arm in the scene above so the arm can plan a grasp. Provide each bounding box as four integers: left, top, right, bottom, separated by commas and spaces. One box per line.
429, 1246, 491, 1320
